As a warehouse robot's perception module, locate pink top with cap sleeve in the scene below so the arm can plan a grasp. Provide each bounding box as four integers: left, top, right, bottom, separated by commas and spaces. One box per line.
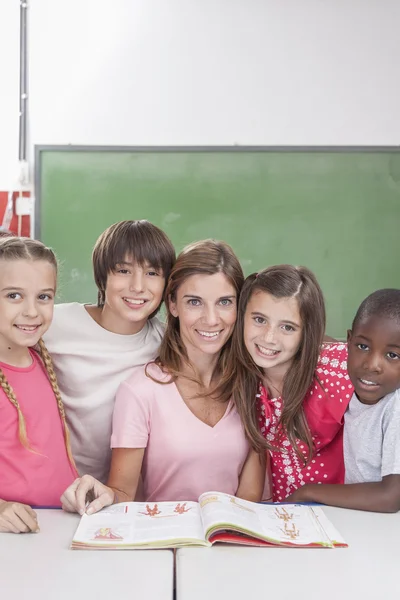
111, 363, 250, 502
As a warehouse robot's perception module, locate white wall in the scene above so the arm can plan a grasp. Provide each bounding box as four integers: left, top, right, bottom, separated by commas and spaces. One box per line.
1, 0, 400, 189
0, 1, 20, 189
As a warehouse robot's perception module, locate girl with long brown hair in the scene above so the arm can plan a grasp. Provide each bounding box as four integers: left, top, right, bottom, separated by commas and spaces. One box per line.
231, 265, 353, 502
0, 238, 77, 534
61, 240, 265, 515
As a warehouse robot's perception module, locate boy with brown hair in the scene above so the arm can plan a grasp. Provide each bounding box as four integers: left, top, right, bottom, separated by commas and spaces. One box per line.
44, 220, 175, 482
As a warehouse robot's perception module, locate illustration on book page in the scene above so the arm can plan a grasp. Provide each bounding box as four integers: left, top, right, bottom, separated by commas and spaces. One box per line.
92, 527, 124, 541
138, 502, 193, 518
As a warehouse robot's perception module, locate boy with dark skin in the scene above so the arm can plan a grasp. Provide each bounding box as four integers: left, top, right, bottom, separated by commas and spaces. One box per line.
288, 289, 400, 513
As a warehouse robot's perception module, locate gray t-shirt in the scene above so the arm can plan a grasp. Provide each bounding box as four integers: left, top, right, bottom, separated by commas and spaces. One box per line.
344, 389, 400, 484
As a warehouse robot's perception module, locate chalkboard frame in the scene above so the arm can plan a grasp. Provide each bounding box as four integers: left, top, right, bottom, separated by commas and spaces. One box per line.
34, 144, 400, 240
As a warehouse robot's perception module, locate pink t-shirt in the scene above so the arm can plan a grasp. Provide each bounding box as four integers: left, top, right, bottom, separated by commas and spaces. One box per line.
0, 349, 77, 506
111, 363, 250, 502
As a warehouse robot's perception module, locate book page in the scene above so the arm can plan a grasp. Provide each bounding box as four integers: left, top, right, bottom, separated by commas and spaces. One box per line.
72, 500, 205, 548
312, 507, 347, 547
199, 492, 334, 547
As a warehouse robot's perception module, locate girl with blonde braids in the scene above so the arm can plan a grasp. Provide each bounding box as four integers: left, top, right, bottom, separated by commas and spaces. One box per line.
0, 237, 77, 534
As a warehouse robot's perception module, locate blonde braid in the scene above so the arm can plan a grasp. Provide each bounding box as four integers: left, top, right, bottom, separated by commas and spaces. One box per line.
37, 339, 77, 471
0, 368, 31, 450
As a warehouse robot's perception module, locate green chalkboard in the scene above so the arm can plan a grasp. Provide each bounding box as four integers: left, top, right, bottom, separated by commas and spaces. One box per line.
35, 146, 400, 337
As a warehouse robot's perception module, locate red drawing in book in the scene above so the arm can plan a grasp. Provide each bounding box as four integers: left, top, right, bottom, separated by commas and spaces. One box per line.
174, 503, 191, 514
93, 527, 123, 540
139, 504, 162, 517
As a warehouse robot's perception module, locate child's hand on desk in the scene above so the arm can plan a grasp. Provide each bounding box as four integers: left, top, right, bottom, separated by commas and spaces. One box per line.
61, 475, 115, 516
285, 486, 308, 503
0, 500, 39, 533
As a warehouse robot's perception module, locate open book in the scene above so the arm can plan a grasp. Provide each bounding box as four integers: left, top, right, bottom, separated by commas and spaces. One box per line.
71, 491, 347, 549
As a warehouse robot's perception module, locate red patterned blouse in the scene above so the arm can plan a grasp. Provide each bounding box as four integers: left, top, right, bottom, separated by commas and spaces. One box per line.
258, 343, 353, 502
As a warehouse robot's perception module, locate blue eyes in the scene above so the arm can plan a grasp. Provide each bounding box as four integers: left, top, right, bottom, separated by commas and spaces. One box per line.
188, 299, 201, 306
219, 299, 233, 306
187, 299, 233, 307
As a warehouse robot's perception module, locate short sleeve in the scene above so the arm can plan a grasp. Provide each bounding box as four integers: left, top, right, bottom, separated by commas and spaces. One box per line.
317, 343, 350, 384
381, 396, 400, 477
315, 343, 353, 410
111, 379, 151, 449
304, 343, 353, 449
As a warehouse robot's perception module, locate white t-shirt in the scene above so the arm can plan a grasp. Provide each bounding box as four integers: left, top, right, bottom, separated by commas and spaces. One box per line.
344, 389, 400, 484
44, 303, 164, 482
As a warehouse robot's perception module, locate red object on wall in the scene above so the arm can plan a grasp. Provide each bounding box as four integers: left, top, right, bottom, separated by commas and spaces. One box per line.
0, 191, 31, 237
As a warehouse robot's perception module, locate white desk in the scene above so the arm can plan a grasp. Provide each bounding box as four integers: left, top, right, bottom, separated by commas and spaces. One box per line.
2, 509, 174, 600
176, 506, 400, 600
